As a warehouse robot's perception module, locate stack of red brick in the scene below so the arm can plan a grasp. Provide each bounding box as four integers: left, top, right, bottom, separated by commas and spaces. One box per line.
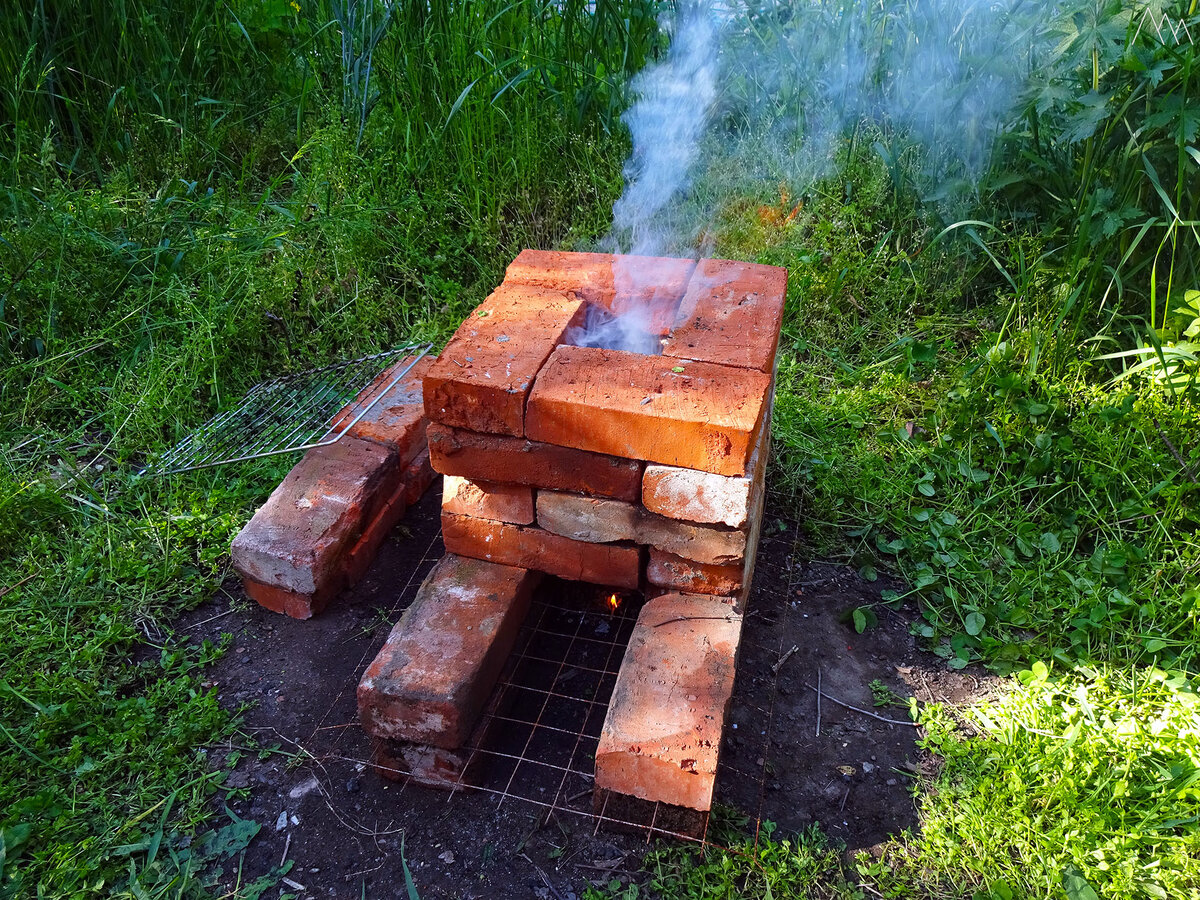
427, 249, 784, 606
231, 247, 788, 819
230, 356, 437, 619
359, 249, 787, 816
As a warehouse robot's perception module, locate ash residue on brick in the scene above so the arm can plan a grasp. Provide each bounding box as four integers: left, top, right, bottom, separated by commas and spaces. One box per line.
183, 485, 989, 897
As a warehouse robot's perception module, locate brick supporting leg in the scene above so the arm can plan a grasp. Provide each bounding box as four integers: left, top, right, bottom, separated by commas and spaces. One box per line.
357, 554, 540, 749
595, 593, 743, 811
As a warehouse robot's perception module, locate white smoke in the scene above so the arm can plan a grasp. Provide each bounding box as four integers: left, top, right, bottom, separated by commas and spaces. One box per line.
605, 0, 1051, 257
609, 3, 720, 258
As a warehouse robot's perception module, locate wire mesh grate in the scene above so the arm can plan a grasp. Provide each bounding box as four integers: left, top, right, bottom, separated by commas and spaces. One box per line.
141, 344, 432, 475
433, 584, 712, 843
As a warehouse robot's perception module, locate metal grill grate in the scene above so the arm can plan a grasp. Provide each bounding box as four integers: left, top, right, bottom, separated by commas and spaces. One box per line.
141, 344, 432, 475
444, 585, 712, 842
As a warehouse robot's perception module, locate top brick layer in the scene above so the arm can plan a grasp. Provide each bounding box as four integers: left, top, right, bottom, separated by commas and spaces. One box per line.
525, 346, 771, 477
662, 258, 788, 373
423, 283, 586, 437
504, 249, 695, 336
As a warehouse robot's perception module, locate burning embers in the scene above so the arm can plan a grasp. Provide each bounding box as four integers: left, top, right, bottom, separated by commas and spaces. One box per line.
358, 249, 786, 820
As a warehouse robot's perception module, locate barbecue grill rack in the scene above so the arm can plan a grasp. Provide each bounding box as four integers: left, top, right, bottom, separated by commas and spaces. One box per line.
141, 344, 433, 475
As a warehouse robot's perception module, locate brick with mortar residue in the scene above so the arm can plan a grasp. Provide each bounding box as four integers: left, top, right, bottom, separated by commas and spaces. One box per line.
427, 423, 642, 500
525, 346, 769, 477
441, 511, 641, 589
504, 249, 696, 335
595, 593, 743, 811
328, 355, 433, 463
645, 550, 746, 597
357, 554, 540, 748
662, 258, 788, 373
442, 475, 534, 525
231, 436, 400, 597
536, 491, 748, 566
641, 413, 769, 528
423, 284, 586, 436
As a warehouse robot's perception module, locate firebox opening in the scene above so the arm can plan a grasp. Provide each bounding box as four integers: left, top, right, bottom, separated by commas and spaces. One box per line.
564, 303, 663, 356
464, 578, 644, 809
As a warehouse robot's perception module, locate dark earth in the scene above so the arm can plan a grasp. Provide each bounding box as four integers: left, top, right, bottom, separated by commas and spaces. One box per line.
179, 480, 989, 899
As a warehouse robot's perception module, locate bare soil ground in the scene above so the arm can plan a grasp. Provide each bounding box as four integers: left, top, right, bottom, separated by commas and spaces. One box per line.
180, 481, 989, 899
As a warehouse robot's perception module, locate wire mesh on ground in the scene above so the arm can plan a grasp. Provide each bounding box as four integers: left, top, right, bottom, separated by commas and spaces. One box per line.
141, 344, 432, 475
299, 538, 782, 847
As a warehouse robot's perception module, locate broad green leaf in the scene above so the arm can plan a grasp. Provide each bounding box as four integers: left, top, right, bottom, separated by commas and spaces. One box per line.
1062, 866, 1100, 900
964, 612, 986, 636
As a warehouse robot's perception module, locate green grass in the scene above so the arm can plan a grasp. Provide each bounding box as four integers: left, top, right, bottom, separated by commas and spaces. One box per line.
2, 0, 1199, 897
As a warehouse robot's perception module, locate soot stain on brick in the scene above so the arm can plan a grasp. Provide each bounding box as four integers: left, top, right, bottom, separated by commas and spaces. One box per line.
180, 484, 991, 898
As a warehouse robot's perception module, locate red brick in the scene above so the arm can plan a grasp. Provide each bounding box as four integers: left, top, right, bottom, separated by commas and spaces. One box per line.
536, 491, 749, 566
526, 347, 770, 477
642, 414, 769, 527
357, 554, 540, 748
371, 737, 475, 787
443, 475, 534, 525
595, 594, 743, 810
402, 447, 437, 506
662, 258, 788, 373
427, 423, 642, 500
329, 355, 433, 463
242, 577, 333, 620
344, 447, 440, 584
231, 436, 400, 597
441, 512, 641, 589
645, 550, 745, 596
504, 249, 695, 335
342, 478, 410, 587
423, 284, 586, 436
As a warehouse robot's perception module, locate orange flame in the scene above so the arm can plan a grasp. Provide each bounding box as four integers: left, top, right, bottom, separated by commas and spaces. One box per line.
607, 593, 620, 612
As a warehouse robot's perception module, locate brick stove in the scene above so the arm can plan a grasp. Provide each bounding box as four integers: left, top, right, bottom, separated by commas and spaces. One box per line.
230, 247, 786, 824
359, 249, 787, 819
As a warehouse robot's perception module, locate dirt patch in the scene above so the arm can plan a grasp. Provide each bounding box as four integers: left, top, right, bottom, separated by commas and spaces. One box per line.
179, 483, 990, 898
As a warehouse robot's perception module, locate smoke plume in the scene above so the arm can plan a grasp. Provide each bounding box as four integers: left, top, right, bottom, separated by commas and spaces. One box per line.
605, 0, 1050, 258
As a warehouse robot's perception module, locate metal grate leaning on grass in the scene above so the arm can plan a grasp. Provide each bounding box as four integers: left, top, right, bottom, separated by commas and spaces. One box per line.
141, 344, 433, 475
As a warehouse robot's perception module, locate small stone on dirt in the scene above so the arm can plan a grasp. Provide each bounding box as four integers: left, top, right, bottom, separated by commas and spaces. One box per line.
289, 775, 320, 799
439, 850, 455, 864
275, 811, 288, 832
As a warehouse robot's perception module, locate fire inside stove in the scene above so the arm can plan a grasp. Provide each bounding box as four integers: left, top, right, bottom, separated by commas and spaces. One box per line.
357, 248, 787, 828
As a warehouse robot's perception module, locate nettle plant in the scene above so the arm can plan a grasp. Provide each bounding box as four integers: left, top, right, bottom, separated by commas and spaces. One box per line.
990, 0, 1200, 375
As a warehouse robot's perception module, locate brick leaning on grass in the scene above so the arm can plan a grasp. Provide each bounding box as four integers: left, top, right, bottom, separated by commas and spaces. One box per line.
232, 357, 436, 619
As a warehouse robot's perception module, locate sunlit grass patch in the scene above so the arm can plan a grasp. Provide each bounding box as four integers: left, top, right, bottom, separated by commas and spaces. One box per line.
864, 664, 1200, 900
